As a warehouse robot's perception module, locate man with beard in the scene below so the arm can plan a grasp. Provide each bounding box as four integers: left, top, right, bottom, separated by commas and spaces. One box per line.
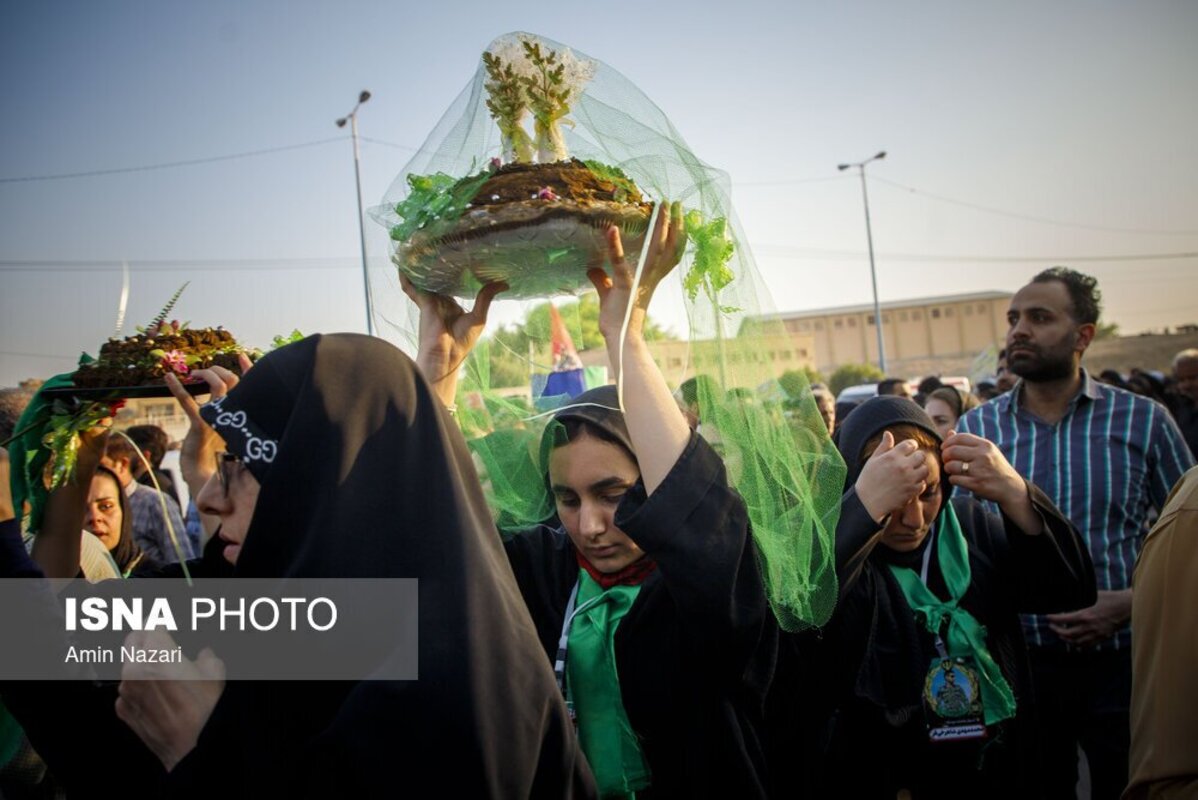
1168, 349, 1198, 458
956, 267, 1192, 800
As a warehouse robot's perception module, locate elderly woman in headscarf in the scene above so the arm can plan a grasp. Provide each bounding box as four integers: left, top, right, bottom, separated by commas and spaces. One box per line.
408, 207, 779, 799
1, 334, 594, 798
806, 396, 1095, 798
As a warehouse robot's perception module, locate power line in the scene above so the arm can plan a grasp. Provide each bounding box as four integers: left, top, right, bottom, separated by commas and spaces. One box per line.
4, 248, 1197, 273
0, 350, 78, 361
358, 136, 421, 152
0, 257, 363, 272
869, 175, 1198, 236
0, 137, 349, 183
753, 245, 1198, 264
733, 174, 851, 188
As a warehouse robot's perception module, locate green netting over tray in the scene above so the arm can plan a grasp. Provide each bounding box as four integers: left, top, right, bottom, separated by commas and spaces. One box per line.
372, 32, 846, 632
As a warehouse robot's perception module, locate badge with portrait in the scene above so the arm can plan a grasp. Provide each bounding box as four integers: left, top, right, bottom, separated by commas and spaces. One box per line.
922, 657, 987, 743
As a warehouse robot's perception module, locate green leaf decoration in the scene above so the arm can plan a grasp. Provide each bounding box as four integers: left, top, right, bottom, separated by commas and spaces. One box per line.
582, 160, 639, 203
149, 282, 190, 332
522, 40, 571, 126
390, 169, 493, 243
42, 400, 121, 492
682, 210, 736, 302
270, 329, 306, 350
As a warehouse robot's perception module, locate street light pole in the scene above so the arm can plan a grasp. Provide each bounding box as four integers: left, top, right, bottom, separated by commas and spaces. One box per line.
838, 150, 887, 373
337, 90, 374, 336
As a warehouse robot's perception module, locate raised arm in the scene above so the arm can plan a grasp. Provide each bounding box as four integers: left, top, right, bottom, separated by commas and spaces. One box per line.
32, 426, 109, 578
164, 360, 248, 540
402, 275, 507, 408
588, 202, 689, 495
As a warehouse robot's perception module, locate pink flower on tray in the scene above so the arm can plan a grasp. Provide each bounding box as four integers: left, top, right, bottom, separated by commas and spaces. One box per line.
537, 186, 558, 201
161, 350, 190, 376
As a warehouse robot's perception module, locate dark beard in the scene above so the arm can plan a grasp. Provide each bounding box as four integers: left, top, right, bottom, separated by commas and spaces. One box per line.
1009, 348, 1074, 382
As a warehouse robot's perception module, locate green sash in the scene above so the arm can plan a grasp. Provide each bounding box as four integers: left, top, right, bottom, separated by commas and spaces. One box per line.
566, 570, 651, 798
887, 503, 1018, 725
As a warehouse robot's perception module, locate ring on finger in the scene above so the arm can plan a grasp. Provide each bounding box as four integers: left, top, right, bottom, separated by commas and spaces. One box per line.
961, 461, 970, 475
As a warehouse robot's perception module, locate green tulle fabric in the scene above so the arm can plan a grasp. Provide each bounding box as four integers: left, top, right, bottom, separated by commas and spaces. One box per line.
372, 32, 845, 631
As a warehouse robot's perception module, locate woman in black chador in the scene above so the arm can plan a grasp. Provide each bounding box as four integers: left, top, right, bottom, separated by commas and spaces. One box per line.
803, 396, 1095, 798
1, 333, 594, 798
409, 208, 778, 799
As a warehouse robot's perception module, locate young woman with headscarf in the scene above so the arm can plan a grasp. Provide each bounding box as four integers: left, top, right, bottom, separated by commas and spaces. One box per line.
1, 335, 594, 797
804, 396, 1095, 798
408, 207, 779, 799
80, 466, 155, 578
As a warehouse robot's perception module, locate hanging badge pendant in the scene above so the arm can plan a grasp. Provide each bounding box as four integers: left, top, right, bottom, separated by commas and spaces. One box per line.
922, 656, 987, 743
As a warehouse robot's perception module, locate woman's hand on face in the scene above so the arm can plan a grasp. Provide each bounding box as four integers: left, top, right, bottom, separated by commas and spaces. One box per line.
588, 200, 686, 342
941, 431, 1025, 508
165, 360, 246, 492
855, 431, 930, 524
115, 631, 226, 772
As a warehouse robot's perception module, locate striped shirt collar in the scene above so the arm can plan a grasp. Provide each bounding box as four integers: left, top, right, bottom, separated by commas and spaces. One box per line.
999, 368, 1104, 419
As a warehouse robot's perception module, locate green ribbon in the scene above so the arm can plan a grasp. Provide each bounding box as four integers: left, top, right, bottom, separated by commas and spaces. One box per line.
887, 503, 1017, 726
566, 570, 651, 799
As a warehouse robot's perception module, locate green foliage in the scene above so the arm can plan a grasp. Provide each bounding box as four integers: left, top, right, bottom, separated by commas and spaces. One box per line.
482, 294, 672, 388
583, 160, 639, 202
141, 282, 190, 333
482, 51, 534, 162
682, 210, 736, 307
829, 362, 885, 396
271, 329, 305, 350
1095, 321, 1119, 340
389, 169, 492, 242
42, 399, 117, 490
482, 51, 525, 124
778, 367, 825, 398
520, 40, 570, 126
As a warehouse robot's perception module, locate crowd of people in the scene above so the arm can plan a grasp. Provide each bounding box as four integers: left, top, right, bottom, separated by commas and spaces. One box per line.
1, 220, 1195, 798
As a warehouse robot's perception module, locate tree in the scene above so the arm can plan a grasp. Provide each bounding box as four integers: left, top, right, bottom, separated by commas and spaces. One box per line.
482, 292, 672, 388
778, 367, 825, 399
1095, 321, 1119, 340
829, 363, 885, 396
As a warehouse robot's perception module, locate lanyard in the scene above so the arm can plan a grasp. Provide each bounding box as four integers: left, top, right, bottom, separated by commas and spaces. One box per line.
918, 525, 949, 659
553, 579, 611, 693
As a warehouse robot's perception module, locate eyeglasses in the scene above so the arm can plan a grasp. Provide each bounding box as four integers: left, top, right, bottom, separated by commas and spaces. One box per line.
215, 451, 243, 497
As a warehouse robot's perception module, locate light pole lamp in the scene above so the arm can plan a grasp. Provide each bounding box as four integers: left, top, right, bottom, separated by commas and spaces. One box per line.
337, 90, 374, 336
838, 150, 887, 373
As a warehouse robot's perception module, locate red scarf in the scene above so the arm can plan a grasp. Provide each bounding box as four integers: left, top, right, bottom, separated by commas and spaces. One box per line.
575, 551, 657, 589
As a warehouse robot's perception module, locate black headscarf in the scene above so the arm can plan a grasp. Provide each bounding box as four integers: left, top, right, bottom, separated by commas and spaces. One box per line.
183, 334, 592, 797
539, 384, 635, 474
834, 396, 942, 490
90, 465, 147, 576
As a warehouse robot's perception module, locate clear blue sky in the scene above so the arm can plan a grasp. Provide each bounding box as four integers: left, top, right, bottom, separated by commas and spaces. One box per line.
2, 0, 1196, 385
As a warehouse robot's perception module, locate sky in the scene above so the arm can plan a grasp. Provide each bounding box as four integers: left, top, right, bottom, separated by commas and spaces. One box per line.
2, 0, 1196, 387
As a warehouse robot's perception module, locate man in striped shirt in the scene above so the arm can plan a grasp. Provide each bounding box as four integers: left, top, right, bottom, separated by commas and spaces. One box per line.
956, 267, 1193, 800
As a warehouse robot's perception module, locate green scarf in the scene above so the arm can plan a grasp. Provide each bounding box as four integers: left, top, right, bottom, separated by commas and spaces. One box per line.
0, 704, 21, 770
6, 372, 76, 534
566, 570, 651, 799
887, 503, 1017, 726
